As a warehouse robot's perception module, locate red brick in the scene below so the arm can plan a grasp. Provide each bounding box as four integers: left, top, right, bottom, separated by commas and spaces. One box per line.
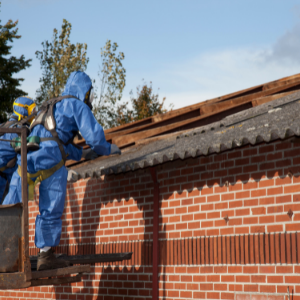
228, 218, 242, 226
201, 204, 214, 211
215, 202, 228, 210
259, 179, 274, 188
235, 208, 250, 216
236, 191, 250, 199
214, 266, 227, 273
244, 199, 258, 206
214, 284, 227, 291
186, 283, 199, 290
222, 193, 235, 201
267, 224, 283, 232
276, 266, 293, 273
244, 284, 259, 292
221, 227, 234, 235
284, 185, 300, 194
267, 205, 283, 214
259, 215, 274, 223
221, 292, 234, 300
259, 197, 275, 205
267, 276, 284, 283
251, 207, 266, 215
228, 184, 242, 192
276, 214, 291, 222
243, 266, 258, 273
243, 217, 258, 224
267, 186, 283, 195
236, 295, 250, 300
229, 201, 243, 208
200, 266, 213, 273
193, 275, 206, 282
260, 285, 276, 293
251, 189, 266, 199
180, 291, 192, 298
194, 196, 206, 204
250, 225, 265, 233
207, 195, 220, 202
194, 213, 206, 220
251, 275, 266, 283
236, 275, 250, 282
201, 221, 213, 228
285, 276, 300, 283
188, 205, 200, 213
277, 285, 295, 293
276, 195, 291, 204
228, 266, 242, 273
259, 266, 275, 273
222, 210, 235, 217
221, 275, 234, 282
193, 292, 206, 299
235, 226, 249, 234
207, 211, 220, 219
207, 292, 220, 299
286, 223, 300, 231
200, 283, 213, 290
207, 275, 220, 282
251, 295, 268, 300
229, 284, 243, 292
207, 228, 220, 236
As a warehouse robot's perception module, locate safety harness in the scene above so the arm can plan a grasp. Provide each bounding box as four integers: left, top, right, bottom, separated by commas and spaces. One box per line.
18, 95, 81, 199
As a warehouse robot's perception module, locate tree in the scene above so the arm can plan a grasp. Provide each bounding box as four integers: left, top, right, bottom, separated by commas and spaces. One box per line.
35, 19, 88, 105
116, 81, 172, 126
0, 3, 31, 122
93, 40, 126, 128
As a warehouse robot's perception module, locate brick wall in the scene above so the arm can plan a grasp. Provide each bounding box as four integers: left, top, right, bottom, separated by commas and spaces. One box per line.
2, 138, 300, 300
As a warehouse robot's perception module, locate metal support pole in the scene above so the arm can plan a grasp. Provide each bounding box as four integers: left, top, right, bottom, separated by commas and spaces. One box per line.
150, 167, 159, 300
21, 128, 31, 280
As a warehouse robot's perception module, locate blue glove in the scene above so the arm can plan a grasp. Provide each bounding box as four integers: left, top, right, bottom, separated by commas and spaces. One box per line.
111, 144, 121, 155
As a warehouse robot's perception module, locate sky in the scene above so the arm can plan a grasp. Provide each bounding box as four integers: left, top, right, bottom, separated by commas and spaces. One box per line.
2, 0, 300, 110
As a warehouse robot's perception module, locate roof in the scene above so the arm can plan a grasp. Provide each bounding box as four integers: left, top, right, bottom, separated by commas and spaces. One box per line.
69, 73, 300, 179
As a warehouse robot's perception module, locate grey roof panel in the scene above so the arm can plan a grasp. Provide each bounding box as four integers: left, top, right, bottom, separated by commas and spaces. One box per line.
72, 91, 300, 178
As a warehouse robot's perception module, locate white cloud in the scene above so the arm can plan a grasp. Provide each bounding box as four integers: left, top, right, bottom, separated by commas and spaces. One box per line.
159, 44, 300, 109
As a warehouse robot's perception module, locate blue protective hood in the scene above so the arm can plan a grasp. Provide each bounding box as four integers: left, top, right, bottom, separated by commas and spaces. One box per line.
62, 71, 92, 102
13, 96, 35, 118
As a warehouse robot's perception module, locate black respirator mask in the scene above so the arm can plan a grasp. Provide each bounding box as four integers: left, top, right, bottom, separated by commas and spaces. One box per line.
84, 87, 94, 110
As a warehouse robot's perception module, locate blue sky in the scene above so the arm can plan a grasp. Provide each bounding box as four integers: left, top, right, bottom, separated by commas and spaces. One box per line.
2, 0, 300, 109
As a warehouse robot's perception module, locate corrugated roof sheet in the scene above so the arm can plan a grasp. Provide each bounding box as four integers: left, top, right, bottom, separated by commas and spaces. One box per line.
71, 90, 300, 179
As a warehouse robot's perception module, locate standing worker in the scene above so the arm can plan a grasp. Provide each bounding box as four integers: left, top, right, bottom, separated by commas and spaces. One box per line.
0, 96, 36, 203
3, 71, 121, 271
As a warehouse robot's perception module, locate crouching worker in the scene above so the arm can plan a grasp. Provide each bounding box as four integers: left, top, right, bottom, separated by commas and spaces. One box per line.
0, 97, 36, 203
3, 71, 121, 271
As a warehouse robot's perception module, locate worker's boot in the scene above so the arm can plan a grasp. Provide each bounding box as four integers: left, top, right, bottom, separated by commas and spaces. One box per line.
37, 248, 70, 271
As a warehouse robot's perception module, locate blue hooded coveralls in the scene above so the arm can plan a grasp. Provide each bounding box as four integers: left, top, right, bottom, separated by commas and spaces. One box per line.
0, 116, 19, 201
3, 71, 112, 248
0, 96, 36, 201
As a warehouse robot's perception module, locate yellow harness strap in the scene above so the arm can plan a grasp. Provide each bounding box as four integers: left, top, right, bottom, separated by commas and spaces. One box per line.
0, 166, 7, 172
18, 159, 64, 200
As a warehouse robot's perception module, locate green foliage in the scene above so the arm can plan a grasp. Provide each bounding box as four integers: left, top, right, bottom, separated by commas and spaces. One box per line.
0, 3, 31, 122
35, 19, 88, 105
116, 81, 172, 126
93, 40, 126, 128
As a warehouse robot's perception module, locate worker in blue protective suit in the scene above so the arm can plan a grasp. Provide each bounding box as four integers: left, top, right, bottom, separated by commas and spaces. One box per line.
3, 71, 121, 271
0, 97, 82, 203
0, 96, 36, 204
